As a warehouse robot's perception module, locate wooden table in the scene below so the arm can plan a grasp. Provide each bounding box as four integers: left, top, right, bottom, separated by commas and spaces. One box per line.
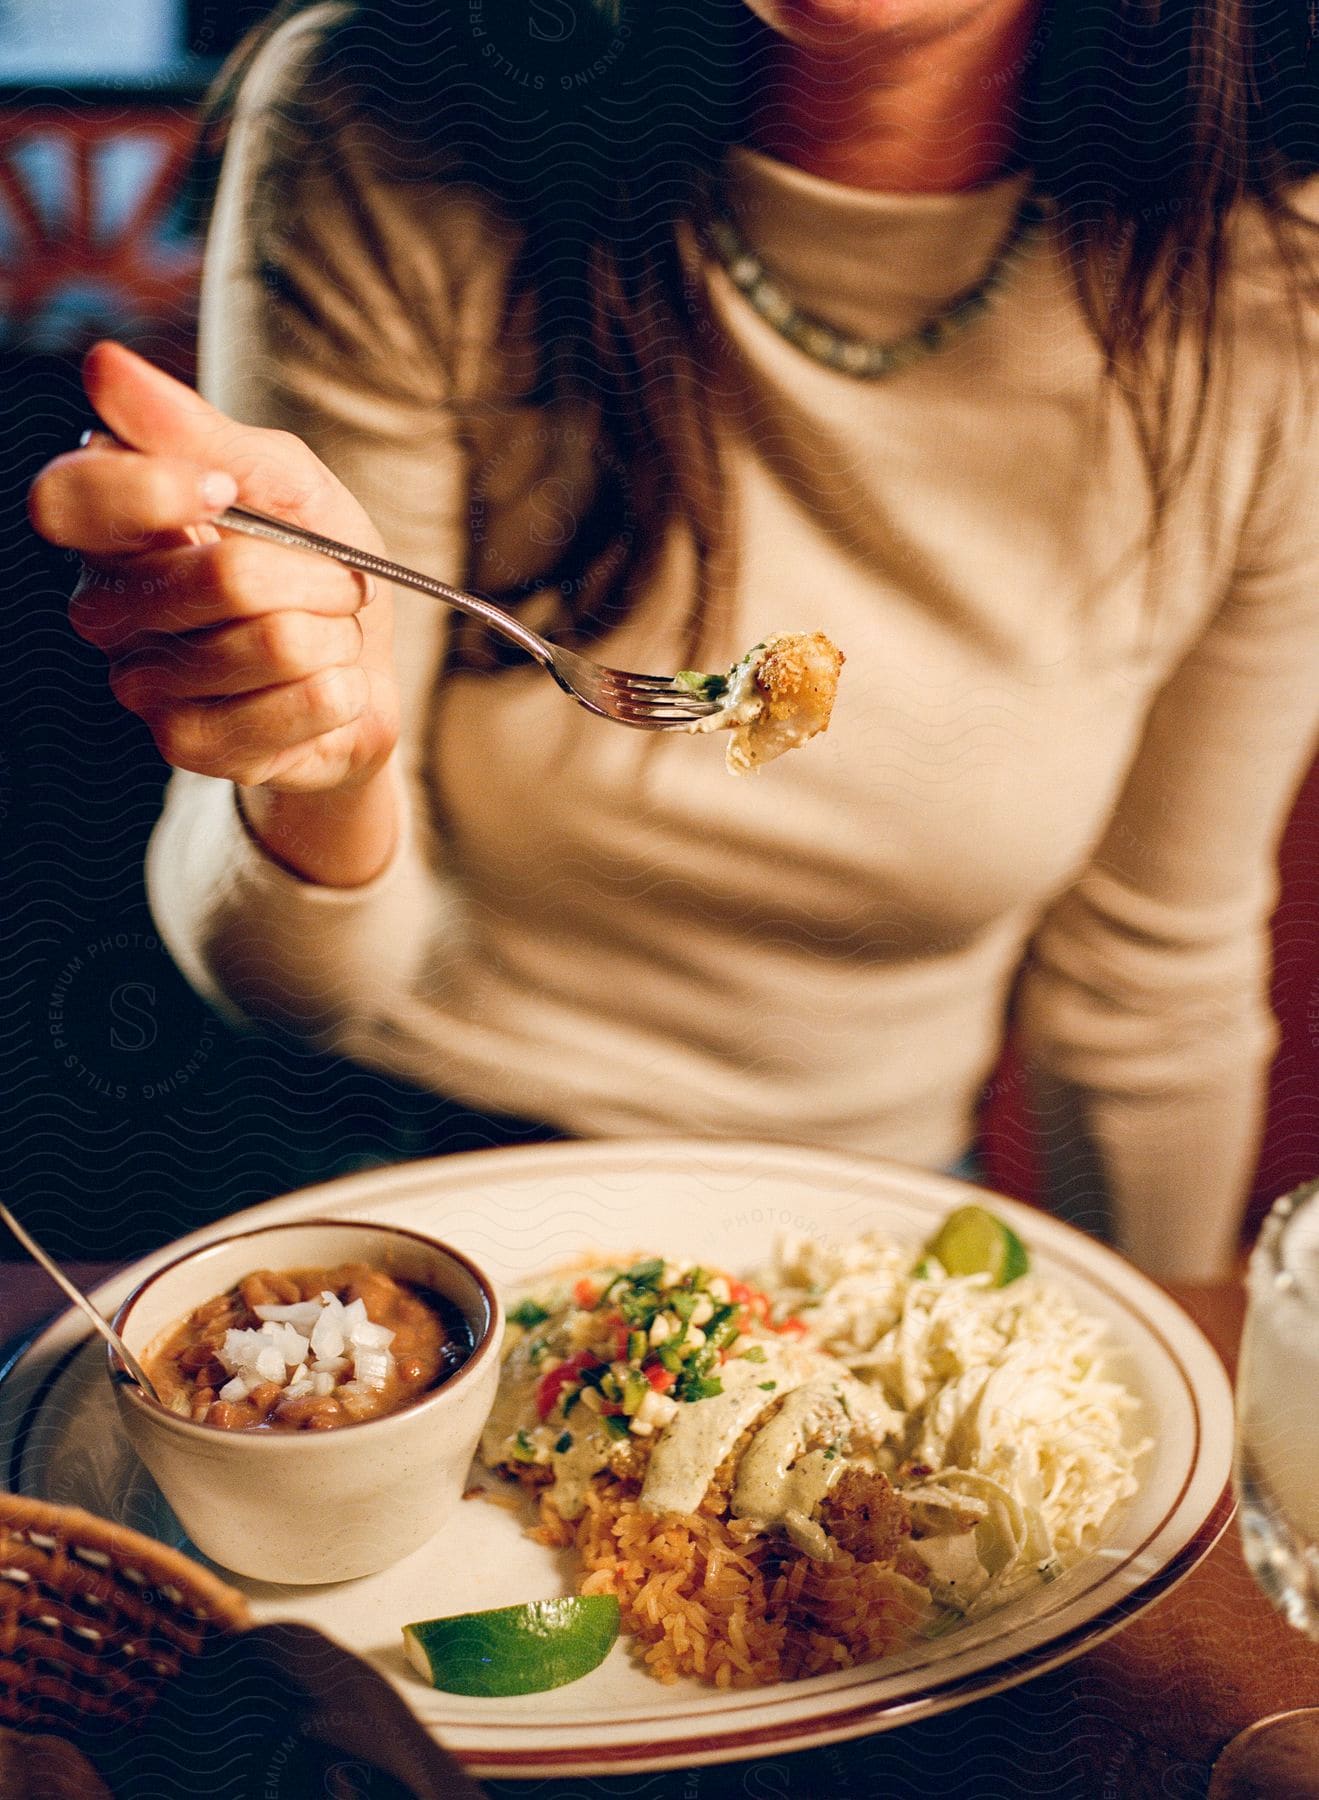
3, 1263, 1317, 1799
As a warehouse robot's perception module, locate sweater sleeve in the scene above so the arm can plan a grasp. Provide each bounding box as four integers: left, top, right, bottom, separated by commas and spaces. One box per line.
1016, 337, 1319, 1278
147, 8, 494, 1051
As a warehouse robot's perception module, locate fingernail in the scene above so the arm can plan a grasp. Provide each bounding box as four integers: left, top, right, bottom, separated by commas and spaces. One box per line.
199, 471, 238, 514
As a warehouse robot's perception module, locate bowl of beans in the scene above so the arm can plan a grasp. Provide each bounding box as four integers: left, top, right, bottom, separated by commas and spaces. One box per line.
108, 1218, 503, 1584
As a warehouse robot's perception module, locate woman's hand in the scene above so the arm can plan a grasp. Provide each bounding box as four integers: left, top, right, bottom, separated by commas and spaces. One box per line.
28, 342, 400, 885
30, 341, 399, 796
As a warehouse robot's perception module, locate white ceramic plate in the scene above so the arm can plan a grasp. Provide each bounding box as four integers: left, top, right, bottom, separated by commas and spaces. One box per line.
0, 1139, 1234, 1777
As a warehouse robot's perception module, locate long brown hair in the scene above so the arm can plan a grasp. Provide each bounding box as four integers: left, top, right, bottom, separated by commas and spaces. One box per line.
204, 0, 1319, 664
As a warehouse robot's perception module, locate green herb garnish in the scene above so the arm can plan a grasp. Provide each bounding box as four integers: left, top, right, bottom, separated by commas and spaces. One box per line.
677, 1367, 724, 1403
509, 1299, 551, 1328
627, 1256, 665, 1285
708, 1306, 740, 1349
673, 670, 728, 701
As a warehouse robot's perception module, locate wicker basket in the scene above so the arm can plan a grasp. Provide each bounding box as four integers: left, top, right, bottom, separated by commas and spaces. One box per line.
0, 1490, 250, 1736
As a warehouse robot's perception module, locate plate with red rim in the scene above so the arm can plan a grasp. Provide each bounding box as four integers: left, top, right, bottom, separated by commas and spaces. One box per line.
0, 1138, 1234, 1777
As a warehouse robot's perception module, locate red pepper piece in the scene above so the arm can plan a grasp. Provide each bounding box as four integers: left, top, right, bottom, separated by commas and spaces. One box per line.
730, 1280, 772, 1322
536, 1350, 600, 1420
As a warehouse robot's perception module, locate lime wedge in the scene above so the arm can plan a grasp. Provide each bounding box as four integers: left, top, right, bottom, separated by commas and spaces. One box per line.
926, 1205, 1029, 1287
403, 1595, 620, 1697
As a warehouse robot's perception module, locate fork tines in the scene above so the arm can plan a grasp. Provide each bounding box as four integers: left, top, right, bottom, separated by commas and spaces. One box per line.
599, 670, 722, 725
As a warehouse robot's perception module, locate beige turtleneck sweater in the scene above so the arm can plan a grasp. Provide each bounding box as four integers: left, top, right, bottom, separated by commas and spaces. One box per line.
148, 7, 1319, 1278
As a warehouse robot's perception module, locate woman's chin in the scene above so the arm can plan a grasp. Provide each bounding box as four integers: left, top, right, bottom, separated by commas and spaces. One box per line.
742, 0, 993, 53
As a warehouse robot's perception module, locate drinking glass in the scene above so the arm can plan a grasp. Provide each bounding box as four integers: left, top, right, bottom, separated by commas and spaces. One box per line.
1208, 1179, 1319, 1799
1235, 1177, 1319, 1634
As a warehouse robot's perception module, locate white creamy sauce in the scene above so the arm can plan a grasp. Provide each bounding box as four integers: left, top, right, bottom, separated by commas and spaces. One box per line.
548, 1422, 615, 1520
480, 1332, 625, 1520
732, 1375, 891, 1526
478, 1335, 543, 1466
639, 1347, 853, 1519
691, 649, 765, 735
639, 1358, 788, 1516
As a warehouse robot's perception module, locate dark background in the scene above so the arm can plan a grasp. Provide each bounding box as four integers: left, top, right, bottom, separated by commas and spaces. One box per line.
0, 1, 1314, 1265
0, 0, 511, 1263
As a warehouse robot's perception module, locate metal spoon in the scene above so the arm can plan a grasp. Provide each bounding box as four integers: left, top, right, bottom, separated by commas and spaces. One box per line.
0, 1202, 162, 1403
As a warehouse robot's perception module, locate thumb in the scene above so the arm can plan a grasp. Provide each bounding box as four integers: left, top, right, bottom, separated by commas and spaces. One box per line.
82, 341, 347, 531
84, 341, 240, 467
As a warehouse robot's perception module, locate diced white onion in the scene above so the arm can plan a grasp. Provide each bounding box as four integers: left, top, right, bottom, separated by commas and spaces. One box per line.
209, 1289, 396, 1405
310, 1312, 345, 1361
271, 1324, 310, 1365
253, 1302, 322, 1330
354, 1348, 391, 1388
350, 1320, 394, 1351
637, 1389, 679, 1428
219, 1327, 266, 1374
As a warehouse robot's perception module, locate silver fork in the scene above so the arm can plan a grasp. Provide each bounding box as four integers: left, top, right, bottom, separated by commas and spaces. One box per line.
77, 432, 723, 728
217, 504, 724, 730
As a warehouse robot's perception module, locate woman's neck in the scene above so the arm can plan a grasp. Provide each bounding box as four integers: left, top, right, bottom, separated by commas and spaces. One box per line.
744, 1, 1042, 194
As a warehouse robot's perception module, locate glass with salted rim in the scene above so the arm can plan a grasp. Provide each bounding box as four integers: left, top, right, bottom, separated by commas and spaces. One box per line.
1208, 1179, 1319, 1800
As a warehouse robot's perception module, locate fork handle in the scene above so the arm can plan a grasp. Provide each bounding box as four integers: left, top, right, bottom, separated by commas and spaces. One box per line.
76, 431, 555, 672
218, 504, 555, 669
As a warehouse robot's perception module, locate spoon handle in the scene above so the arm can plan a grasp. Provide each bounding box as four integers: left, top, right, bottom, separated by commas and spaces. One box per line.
0, 1203, 160, 1401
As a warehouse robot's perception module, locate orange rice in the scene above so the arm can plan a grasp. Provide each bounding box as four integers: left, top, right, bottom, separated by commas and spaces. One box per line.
528, 1460, 930, 1688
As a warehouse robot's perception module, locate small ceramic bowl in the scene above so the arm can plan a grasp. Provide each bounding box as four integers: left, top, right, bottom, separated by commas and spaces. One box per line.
109, 1218, 503, 1584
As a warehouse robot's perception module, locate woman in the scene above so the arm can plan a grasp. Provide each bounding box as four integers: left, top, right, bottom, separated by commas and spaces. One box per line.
28, 0, 1319, 1277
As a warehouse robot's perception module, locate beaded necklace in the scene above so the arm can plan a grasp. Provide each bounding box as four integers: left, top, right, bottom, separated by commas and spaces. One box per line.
705, 192, 1047, 379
